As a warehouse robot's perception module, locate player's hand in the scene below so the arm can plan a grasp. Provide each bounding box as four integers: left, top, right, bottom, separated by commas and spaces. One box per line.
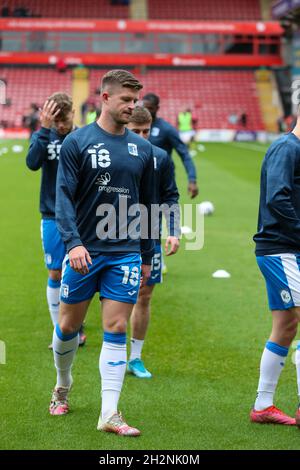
165, 236, 180, 256
68, 246, 92, 275
40, 100, 61, 129
188, 182, 199, 199
140, 264, 151, 287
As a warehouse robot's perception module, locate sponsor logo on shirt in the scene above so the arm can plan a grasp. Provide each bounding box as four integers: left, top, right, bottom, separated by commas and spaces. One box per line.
97, 172, 111, 186
95, 173, 131, 198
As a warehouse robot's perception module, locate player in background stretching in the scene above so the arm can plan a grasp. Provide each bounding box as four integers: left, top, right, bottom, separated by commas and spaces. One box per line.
50, 70, 156, 436
143, 93, 198, 200
26, 93, 86, 348
126, 106, 180, 378
252, 111, 300, 426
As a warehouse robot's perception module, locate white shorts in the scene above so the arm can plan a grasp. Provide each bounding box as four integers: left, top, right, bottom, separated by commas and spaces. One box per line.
179, 130, 195, 144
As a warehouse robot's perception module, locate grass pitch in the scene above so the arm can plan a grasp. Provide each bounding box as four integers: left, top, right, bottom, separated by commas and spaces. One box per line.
1, 138, 300, 450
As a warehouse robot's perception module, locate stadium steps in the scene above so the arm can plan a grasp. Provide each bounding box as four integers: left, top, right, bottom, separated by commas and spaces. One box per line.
71, 67, 90, 127
260, 0, 272, 20
130, 0, 148, 19
255, 69, 283, 132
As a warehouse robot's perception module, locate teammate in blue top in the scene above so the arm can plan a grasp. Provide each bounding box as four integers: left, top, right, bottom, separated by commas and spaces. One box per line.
143, 92, 199, 199
26, 93, 86, 348
252, 123, 300, 427
126, 106, 180, 379
49, 70, 156, 437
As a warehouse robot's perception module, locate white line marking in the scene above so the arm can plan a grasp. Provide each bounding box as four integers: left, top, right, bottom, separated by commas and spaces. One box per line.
230, 143, 268, 152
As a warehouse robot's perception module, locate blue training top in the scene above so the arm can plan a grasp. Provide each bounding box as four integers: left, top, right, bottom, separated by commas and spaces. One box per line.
152, 144, 180, 240
254, 132, 300, 255
55, 122, 156, 264
26, 127, 71, 218
149, 117, 197, 183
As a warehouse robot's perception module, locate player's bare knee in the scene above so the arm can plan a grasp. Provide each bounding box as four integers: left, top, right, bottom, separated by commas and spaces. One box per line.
137, 291, 151, 308
58, 320, 78, 336
284, 318, 298, 340
49, 269, 62, 282
105, 318, 127, 333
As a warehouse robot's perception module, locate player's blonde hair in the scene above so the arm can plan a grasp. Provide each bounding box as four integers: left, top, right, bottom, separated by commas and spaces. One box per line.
129, 106, 152, 125
47, 92, 73, 119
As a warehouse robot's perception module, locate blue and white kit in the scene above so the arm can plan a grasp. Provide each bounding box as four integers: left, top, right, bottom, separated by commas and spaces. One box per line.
56, 122, 156, 304
257, 253, 300, 310
41, 218, 65, 270
26, 127, 70, 270
61, 253, 141, 304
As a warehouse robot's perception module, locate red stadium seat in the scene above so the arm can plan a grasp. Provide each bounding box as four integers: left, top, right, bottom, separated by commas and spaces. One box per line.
0, 68, 72, 127
2, 0, 129, 19
148, 0, 261, 20
0, 68, 264, 130
89, 69, 264, 130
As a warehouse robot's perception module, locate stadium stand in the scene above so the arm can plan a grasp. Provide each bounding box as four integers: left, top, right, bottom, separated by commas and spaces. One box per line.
1, 0, 261, 20
147, 0, 262, 20
0, 68, 72, 127
0, 67, 264, 130
89, 69, 264, 130
0, 0, 130, 19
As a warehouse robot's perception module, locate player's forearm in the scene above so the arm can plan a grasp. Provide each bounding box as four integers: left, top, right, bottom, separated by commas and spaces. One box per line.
182, 156, 197, 182
140, 238, 155, 265
56, 209, 82, 253
166, 206, 181, 238
56, 166, 82, 252
26, 128, 50, 170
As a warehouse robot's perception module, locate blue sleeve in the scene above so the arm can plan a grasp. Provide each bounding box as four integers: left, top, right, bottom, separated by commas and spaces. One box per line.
55, 135, 83, 252
160, 156, 181, 238
266, 144, 300, 233
168, 125, 197, 182
139, 151, 156, 265
26, 127, 50, 171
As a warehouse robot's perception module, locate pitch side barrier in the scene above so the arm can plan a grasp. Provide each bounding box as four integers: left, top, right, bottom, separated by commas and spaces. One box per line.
195, 129, 280, 143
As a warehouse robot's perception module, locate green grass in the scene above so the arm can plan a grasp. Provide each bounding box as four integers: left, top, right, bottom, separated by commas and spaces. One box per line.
1, 138, 300, 450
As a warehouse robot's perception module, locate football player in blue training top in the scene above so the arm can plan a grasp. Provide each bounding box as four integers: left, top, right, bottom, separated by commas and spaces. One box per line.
143, 92, 198, 199
49, 70, 156, 437
26, 93, 86, 348
252, 110, 300, 427
143, 92, 198, 274
126, 106, 180, 379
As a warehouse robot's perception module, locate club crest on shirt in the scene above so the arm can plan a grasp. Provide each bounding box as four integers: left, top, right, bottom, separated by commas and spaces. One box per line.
151, 127, 160, 137
128, 143, 138, 156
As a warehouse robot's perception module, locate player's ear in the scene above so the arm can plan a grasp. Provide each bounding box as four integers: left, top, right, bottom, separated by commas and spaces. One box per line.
102, 91, 109, 104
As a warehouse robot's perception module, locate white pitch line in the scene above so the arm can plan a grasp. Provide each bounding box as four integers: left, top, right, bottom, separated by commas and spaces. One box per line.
230, 142, 268, 152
